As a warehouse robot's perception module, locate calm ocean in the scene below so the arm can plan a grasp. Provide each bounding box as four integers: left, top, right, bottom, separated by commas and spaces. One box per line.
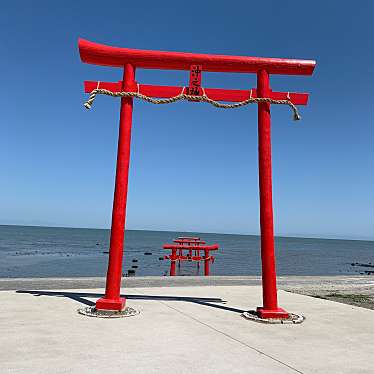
0, 225, 373, 278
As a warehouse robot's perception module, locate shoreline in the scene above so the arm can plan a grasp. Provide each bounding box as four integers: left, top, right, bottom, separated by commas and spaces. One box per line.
2, 275, 373, 310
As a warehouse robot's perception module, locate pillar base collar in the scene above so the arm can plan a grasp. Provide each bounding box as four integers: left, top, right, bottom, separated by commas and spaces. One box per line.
95, 297, 126, 311
256, 306, 289, 319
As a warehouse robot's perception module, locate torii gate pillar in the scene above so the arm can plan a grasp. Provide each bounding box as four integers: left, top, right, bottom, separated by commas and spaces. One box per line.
256, 69, 288, 319
95, 64, 135, 311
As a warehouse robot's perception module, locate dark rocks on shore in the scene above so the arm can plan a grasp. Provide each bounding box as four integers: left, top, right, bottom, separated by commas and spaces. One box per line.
350, 262, 374, 268
14, 251, 37, 256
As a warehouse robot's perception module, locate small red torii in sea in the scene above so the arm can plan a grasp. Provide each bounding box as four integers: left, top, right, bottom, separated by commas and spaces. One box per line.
78, 38, 316, 319
163, 236, 219, 276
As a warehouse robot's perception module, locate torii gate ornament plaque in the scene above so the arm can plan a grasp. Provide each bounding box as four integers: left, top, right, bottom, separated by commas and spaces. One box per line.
79, 38, 316, 319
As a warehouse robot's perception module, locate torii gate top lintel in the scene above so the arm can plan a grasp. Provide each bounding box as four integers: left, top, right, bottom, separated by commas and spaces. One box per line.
78, 38, 316, 75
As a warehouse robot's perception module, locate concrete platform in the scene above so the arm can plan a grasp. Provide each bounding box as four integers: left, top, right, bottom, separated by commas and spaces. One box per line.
0, 285, 373, 373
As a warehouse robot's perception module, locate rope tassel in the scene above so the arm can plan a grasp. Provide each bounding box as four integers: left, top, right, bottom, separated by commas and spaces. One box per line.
84, 91, 98, 109
84, 88, 301, 121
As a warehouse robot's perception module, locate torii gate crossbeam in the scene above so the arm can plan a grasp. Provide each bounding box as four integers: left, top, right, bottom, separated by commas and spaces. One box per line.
79, 38, 316, 319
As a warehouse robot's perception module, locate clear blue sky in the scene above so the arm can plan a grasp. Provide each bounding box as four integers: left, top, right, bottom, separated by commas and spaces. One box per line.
1, 1, 373, 239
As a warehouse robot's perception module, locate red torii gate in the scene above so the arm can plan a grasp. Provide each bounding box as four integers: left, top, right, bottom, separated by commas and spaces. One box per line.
79, 38, 316, 319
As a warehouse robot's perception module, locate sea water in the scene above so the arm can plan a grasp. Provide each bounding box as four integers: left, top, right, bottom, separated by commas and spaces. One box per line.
0, 225, 373, 278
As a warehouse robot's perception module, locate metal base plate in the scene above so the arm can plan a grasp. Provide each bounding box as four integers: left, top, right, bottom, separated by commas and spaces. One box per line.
78, 306, 140, 318
242, 310, 304, 324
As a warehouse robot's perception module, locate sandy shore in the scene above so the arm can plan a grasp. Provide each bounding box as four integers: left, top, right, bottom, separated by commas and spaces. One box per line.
1, 275, 373, 310
282, 277, 374, 310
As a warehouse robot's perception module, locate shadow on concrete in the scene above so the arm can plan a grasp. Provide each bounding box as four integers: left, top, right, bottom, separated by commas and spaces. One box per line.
16, 290, 246, 314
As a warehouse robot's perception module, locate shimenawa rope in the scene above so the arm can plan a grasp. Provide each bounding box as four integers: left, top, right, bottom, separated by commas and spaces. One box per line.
84, 86, 301, 121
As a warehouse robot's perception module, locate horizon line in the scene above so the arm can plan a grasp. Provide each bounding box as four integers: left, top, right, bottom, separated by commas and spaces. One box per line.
0, 223, 373, 243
